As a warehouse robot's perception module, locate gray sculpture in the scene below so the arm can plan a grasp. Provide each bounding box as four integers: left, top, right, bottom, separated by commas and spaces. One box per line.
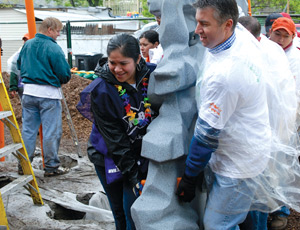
131, 0, 248, 229
131, 0, 205, 229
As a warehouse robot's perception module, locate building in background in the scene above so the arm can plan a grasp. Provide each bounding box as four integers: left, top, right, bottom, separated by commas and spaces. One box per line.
0, 6, 145, 71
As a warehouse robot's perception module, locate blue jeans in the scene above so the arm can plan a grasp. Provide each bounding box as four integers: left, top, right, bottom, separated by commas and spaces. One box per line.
22, 95, 62, 172
272, 206, 290, 217
239, 211, 268, 230
204, 170, 256, 230
94, 164, 137, 230
242, 206, 290, 230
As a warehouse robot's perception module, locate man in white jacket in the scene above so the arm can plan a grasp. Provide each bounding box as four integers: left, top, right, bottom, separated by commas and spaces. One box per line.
239, 15, 297, 230
176, 0, 272, 228
176, 0, 300, 228
270, 17, 300, 103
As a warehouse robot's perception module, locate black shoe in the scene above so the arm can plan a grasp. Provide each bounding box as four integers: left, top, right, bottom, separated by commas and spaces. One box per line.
44, 167, 69, 177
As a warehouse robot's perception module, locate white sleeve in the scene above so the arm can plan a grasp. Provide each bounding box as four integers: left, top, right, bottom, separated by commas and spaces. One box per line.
199, 78, 239, 130
149, 44, 163, 65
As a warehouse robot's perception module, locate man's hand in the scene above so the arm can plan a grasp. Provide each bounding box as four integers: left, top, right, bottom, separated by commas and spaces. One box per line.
176, 173, 197, 202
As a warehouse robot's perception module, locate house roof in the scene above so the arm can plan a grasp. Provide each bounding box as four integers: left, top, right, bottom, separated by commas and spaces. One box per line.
13, 8, 140, 29
14, 9, 100, 22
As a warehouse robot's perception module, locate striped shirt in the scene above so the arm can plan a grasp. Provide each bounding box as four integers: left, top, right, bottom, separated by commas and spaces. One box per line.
209, 31, 236, 54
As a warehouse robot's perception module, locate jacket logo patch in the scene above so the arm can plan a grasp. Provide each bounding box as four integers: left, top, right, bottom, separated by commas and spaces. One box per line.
209, 102, 222, 116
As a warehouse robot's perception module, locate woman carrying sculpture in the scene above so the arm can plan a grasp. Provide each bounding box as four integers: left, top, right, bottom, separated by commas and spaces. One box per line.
77, 33, 156, 230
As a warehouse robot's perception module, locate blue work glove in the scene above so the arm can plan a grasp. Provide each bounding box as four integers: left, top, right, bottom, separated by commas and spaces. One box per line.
176, 173, 197, 202
133, 181, 144, 197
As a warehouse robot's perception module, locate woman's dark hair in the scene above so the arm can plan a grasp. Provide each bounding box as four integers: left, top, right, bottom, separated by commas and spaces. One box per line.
139, 30, 159, 45
107, 33, 140, 62
193, 0, 239, 31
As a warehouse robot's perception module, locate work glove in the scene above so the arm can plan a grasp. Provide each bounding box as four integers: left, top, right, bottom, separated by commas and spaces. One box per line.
133, 181, 144, 197
176, 173, 197, 202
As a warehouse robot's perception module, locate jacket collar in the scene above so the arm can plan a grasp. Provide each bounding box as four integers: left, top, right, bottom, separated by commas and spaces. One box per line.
35, 33, 57, 43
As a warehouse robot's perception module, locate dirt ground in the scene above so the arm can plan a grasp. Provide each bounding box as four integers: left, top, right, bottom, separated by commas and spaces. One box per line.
2, 72, 300, 229
1, 72, 116, 230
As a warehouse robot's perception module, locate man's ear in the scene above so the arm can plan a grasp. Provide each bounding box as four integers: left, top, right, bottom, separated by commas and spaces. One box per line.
46, 27, 52, 36
154, 41, 159, 48
225, 19, 233, 31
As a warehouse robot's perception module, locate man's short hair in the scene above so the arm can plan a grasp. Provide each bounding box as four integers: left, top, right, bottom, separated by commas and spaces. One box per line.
39, 17, 63, 33
193, 0, 239, 31
238, 16, 261, 38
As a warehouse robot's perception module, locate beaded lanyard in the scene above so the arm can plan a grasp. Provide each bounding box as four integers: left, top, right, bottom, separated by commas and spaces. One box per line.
115, 78, 151, 126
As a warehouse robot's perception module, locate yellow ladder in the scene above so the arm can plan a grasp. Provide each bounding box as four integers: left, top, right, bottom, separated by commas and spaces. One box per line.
0, 72, 43, 230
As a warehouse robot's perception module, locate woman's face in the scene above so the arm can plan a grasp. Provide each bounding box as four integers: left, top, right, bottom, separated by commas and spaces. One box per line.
108, 49, 141, 84
139, 37, 157, 58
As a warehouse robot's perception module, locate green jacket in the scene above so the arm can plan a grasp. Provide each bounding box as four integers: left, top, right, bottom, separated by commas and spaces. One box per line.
9, 72, 19, 91
17, 33, 71, 87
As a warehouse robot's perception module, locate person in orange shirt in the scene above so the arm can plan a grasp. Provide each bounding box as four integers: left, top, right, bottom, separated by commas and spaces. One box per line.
139, 30, 161, 63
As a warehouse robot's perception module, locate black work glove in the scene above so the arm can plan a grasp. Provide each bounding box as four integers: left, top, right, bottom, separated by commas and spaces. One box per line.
176, 173, 197, 202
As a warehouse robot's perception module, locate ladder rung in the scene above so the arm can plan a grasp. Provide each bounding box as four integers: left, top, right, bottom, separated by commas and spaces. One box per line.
0, 175, 33, 197
0, 111, 12, 120
0, 143, 23, 159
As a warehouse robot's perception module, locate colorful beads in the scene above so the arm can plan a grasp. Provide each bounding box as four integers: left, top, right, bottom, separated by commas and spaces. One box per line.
115, 77, 152, 127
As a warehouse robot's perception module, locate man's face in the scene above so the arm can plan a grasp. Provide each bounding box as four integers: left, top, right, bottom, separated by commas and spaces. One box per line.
48, 27, 61, 40
269, 29, 294, 49
194, 7, 232, 49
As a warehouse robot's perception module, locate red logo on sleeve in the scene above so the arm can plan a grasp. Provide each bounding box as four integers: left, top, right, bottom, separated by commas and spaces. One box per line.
209, 103, 222, 116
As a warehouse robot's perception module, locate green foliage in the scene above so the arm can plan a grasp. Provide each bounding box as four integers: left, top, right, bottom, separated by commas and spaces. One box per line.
141, 0, 154, 17
48, 0, 103, 7
252, 0, 300, 14
45, 0, 64, 6
140, 0, 155, 24
0, 4, 14, 8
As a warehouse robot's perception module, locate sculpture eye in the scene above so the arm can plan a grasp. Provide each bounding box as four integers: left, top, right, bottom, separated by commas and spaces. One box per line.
189, 31, 200, 47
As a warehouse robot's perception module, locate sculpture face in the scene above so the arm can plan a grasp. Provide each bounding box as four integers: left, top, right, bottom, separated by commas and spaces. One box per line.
147, 0, 162, 18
